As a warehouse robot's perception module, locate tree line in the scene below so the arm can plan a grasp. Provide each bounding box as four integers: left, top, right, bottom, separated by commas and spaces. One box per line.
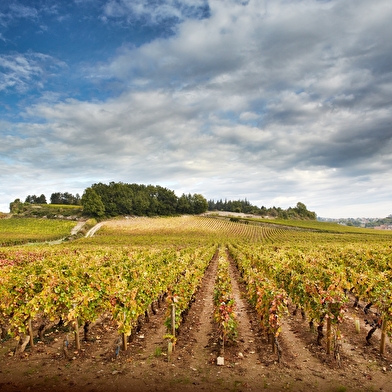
81, 182, 208, 217
24, 192, 82, 205
11, 182, 208, 218
208, 199, 316, 220
10, 183, 316, 220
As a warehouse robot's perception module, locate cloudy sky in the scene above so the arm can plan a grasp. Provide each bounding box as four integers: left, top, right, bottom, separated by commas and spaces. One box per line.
1, 0, 391, 218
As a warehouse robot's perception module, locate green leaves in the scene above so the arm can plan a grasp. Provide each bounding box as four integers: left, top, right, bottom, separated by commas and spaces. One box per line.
164, 245, 216, 334
1, 215, 392, 351
214, 254, 238, 344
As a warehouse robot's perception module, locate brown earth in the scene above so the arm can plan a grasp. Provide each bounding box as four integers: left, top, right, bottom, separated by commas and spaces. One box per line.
0, 250, 391, 392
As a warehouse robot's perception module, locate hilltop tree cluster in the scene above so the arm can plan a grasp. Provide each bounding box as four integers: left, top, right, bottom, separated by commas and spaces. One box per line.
81, 182, 208, 217
24, 192, 81, 205
24, 194, 47, 204
208, 199, 316, 220
50, 192, 81, 205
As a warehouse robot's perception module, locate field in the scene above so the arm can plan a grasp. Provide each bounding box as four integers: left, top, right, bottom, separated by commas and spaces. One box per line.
0, 218, 79, 246
0, 216, 392, 392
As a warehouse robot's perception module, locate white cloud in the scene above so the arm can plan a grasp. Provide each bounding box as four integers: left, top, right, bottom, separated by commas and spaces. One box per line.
1, 0, 392, 218
0, 52, 66, 93
102, 0, 209, 24
9, 3, 38, 19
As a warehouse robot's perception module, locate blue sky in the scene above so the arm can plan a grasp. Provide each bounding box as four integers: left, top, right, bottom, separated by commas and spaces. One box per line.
1, 0, 392, 218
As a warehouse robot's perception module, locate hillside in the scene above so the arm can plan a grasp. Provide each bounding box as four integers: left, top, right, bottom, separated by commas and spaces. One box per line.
7, 203, 83, 220
204, 210, 388, 235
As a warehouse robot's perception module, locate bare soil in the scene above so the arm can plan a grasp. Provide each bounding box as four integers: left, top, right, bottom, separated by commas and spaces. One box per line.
1, 250, 391, 392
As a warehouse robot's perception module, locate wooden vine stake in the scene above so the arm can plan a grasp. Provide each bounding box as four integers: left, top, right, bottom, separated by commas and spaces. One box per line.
354, 317, 360, 333
74, 319, 80, 351
121, 310, 127, 351
326, 317, 332, 355
167, 303, 176, 361
27, 317, 34, 348
122, 332, 127, 351
380, 320, 387, 355
270, 334, 276, 354
167, 340, 173, 361
171, 303, 176, 337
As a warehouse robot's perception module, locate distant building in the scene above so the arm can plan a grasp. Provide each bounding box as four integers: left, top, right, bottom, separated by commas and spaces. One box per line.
374, 225, 392, 230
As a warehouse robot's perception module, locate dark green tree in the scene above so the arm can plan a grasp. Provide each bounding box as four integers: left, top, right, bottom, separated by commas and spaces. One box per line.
25, 195, 36, 203
156, 186, 177, 215
10, 199, 25, 214
192, 194, 208, 214
81, 188, 105, 217
25, 194, 47, 204
50, 192, 62, 204
178, 193, 192, 214
37, 194, 47, 204
294, 202, 317, 220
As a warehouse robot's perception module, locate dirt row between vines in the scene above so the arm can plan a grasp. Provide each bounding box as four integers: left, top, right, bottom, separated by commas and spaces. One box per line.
1, 249, 392, 392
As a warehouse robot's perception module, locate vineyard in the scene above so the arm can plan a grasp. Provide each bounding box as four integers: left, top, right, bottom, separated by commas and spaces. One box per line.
0, 218, 77, 247
0, 216, 392, 392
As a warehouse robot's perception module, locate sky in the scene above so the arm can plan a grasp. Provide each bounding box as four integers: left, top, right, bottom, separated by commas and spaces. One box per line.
1, 0, 392, 219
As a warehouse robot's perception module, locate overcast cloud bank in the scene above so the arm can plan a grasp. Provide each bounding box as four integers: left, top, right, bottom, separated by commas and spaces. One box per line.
1, 0, 391, 218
